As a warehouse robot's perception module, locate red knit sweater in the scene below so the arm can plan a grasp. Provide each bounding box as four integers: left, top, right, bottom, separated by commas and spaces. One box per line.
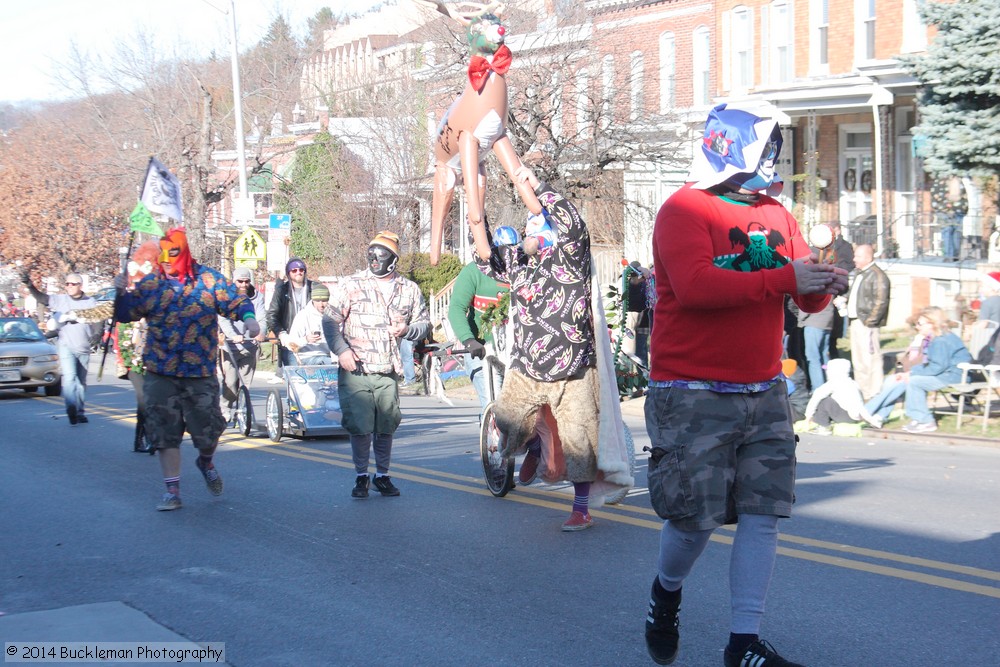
650, 184, 830, 383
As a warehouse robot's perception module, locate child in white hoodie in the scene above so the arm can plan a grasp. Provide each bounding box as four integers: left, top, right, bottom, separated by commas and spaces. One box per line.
804, 358, 883, 434
279, 283, 334, 365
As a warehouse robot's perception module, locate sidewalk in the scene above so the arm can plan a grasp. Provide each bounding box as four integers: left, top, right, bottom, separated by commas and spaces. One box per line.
0, 602, 231, 666
617, 394, 999, 448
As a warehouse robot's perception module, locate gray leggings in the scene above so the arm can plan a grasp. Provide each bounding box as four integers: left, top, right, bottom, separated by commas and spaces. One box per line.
657, 513, 779, 634
351, 433, 393, 475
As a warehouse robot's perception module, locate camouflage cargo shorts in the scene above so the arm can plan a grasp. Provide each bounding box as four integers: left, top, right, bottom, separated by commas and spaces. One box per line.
644, 382, 796, 531
144, 372, 226, 451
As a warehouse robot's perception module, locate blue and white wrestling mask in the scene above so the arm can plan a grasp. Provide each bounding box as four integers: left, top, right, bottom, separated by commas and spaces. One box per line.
688, 103, 784, 196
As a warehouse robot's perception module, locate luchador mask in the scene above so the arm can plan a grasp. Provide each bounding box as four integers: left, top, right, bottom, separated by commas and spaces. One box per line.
159, 228, 193, 281
688, 103, 784, 196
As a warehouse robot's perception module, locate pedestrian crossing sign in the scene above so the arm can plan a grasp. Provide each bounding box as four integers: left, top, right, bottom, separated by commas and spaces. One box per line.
234, 228, 266, 261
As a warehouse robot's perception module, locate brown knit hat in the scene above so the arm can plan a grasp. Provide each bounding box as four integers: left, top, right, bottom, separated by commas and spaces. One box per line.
369, 231, 400, 257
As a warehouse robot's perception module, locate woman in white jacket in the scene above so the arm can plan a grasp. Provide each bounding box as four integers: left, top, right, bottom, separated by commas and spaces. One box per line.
804, 358, 883, 434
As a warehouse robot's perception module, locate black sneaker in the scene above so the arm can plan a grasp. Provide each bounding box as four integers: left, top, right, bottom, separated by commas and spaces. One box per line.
371, 474, 400, 497
645, 578, 680, 665
76, 415, 89, 424
351, 475, 369, 499
724, 639, 805, 667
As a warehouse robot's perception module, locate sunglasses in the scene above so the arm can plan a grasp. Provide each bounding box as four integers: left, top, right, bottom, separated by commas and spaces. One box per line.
65, 282, 81, 286
288, 268, 305, 274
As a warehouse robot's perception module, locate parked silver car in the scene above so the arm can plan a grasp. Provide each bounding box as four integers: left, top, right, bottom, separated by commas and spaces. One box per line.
0, 317, 61, 396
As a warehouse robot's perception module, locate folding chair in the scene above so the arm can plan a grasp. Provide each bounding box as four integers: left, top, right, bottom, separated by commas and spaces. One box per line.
953, 362, 1000, 432
968, 320, 998, 360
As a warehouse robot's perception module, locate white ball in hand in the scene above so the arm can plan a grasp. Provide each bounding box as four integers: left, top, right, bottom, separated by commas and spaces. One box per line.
808, 224, 834, 249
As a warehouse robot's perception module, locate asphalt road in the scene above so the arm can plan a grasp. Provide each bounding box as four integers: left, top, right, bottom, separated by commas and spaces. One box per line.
1, 368, 998, 667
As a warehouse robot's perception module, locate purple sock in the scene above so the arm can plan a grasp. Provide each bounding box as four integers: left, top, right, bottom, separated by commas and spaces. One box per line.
572, 482, 590, 514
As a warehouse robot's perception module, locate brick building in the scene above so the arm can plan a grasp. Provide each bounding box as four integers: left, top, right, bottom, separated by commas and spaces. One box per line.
282, 0, 987, 272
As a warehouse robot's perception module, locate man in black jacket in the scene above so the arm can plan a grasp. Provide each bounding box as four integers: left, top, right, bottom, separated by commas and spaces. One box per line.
846, 244, 891, 400
265, 258, 313, 379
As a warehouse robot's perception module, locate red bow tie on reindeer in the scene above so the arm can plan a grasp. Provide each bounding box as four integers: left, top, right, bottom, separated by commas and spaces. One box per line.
417, 0, 543, 265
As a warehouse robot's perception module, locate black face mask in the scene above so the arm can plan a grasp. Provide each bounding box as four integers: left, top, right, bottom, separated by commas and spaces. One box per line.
368, 246, 398, 278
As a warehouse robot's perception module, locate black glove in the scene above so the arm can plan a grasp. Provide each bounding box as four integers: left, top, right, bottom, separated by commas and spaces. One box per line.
463, 338, 485, 359
20, 270, 32, 285
113, 272, 129, 291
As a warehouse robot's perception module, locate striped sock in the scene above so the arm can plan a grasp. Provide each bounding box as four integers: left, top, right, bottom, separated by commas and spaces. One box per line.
164, 476, 180, 495
572, 482, 590, 515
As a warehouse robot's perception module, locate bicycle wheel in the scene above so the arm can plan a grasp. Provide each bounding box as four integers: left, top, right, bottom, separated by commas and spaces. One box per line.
604, 423, 636, 505
265, 389, 283, 443
480, 402, 514, 497
421, 352, 433, 396
235, 385, 253, 436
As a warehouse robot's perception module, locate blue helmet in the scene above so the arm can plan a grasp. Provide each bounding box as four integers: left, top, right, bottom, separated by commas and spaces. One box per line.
493, 226, 521, 247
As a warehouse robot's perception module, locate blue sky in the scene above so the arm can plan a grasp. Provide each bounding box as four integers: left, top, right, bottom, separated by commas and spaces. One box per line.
1, 0, 384, 104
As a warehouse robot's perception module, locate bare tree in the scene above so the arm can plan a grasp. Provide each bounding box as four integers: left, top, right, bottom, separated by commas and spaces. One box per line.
0, 104, 126, 281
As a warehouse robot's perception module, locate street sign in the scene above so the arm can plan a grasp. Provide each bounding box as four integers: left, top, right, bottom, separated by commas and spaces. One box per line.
266, 239, 288, 272
269, 213, 291, 230
234, 228, 266, 261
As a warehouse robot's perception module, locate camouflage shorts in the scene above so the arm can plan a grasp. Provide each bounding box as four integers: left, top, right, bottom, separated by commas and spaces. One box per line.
144, 372, 226, 451
644, 382, 796, 531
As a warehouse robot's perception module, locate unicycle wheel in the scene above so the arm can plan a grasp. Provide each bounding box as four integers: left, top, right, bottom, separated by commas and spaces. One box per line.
480, 402, 514, 497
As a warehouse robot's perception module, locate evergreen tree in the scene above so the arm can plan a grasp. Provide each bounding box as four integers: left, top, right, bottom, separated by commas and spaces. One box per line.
902, 0, 1000, 180
306, 7, 336, 53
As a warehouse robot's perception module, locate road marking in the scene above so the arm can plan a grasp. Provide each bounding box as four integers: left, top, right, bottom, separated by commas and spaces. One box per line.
71, 403, 1000, 598
225, 438, 1000, 599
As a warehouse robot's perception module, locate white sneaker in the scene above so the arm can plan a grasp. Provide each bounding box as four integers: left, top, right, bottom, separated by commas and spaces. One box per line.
267, 376, 284, 384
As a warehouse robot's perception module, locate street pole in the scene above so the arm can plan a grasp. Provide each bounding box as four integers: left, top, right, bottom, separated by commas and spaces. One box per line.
229, 0, 249, 210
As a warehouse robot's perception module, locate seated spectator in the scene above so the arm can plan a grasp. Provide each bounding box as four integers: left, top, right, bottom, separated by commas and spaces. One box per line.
781, 358, 809, 422
803, 359, 883, 435
279, 284, 333, 365
864, 306, 972, 433
979, 271, 1000, 325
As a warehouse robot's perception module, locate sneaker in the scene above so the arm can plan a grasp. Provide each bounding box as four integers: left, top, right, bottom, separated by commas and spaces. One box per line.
351, 475, 370, 499
645, 578, 680, 665
518, 450, 540, 485
811, 425, 832, 436
867, 415, 884, 429
903, 421, 937, 433
76, 415, 89, 424
195, 458, 224, 496
267, 376, 284, 385
560, 510, 593, 532
371, 474, 401, 497
724, 639, 805, 667
156, 493, 182, 511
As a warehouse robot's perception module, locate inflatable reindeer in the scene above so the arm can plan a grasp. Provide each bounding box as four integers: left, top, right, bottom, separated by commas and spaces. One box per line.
418, 0, 542, 264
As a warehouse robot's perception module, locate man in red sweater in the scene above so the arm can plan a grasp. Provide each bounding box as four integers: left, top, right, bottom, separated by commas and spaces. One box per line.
643, 104, 848, 667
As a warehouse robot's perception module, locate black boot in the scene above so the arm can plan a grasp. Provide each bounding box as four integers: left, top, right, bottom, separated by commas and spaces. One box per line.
133, 413, 153, 454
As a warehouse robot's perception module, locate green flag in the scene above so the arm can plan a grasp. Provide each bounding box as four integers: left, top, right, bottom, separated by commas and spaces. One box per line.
129, 200, 164, 236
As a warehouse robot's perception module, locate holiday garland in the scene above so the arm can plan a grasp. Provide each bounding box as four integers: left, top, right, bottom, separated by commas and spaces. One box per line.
116, 322, 145, 376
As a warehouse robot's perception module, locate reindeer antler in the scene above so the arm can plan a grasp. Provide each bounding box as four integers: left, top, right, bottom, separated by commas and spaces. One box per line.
414, 1, 504, 26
